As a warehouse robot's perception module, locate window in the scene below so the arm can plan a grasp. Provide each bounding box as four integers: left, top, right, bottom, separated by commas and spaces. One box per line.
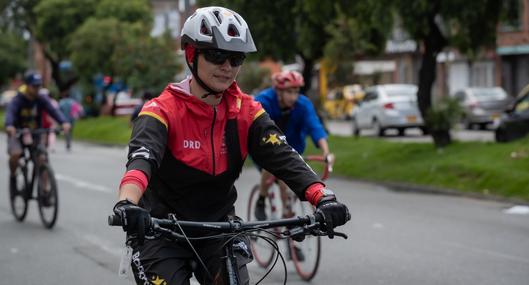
499, 0, 523, 32
363, 91, 377, 102
454, 91, 466, 101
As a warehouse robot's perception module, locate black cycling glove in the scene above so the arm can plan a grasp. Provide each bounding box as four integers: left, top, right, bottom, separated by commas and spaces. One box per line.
316, 195, 351, 234
113, 199, 151, 244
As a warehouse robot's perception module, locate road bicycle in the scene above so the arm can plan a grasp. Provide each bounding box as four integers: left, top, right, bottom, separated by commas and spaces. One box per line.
108, 211, 347, 285
9, 128, 61, 229
246, 155, 332, 281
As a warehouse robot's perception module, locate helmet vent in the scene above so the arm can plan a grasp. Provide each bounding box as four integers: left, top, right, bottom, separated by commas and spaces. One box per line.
228, 24, 239, 37
213, 10, 222, 24
200, 19, 212, 36
233, 14, 242, 25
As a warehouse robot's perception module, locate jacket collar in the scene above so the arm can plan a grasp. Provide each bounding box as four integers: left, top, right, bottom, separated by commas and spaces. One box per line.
167, 77, 243, 118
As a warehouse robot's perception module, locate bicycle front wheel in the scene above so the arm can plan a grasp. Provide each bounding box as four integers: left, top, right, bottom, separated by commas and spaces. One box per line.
247, 184, 276, 268
289, 198, 321, 281
9, 161, 29, 222
37, 164, 59, 229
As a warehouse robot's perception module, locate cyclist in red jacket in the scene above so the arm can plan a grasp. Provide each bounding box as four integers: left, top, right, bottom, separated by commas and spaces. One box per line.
111, 6, 350, 285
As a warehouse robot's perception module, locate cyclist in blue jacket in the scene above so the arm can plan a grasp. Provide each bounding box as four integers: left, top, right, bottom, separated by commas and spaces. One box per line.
254, 70, 334, 220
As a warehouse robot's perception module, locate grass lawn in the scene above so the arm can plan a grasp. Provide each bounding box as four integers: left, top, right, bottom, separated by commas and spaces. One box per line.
305, 136, 529, 201
73, 115, 132, 145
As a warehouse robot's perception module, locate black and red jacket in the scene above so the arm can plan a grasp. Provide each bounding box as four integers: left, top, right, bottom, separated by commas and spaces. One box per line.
126, 78, 322, 222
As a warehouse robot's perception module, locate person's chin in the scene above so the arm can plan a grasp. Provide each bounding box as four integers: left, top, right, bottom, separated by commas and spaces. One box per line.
211, 81, 231, 92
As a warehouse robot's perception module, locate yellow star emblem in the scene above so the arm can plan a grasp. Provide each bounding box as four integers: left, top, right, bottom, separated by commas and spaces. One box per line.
151, 276, 167, 285
263, 133, 282, 145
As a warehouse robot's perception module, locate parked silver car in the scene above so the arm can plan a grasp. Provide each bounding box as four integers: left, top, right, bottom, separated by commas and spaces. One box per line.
351, 84, 424, 136
452, 87, 513, 129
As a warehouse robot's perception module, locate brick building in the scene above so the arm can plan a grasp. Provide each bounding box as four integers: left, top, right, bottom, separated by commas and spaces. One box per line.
497, 0, 529, 96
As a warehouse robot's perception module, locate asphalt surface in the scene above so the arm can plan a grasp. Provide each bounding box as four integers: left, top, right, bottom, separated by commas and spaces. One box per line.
0, 134, 528, 284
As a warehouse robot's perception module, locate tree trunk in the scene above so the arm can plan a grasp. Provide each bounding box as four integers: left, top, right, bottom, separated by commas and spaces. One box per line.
417, 5, 447, 129
300, 56, 313, 96
43, 48, 78, 93
299, 55, 329, 132
432, 129, 451, 148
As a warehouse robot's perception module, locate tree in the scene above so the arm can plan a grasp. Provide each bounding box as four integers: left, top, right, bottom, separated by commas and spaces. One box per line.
0, 29, 27, 86
2, 0, 155, 92
323, 1, 394, 88
68, 18, 126, 79
95, 0, 152, 26
197, 0, 334, 94
112, 33, 181, 93
396, 0, 502, 137
70, 18, 180, 95
236, 61, 271, 95
197, 1, 391, 96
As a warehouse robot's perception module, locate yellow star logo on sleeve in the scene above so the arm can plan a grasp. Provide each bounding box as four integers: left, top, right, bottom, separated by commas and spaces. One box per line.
151, 276, 167, 285
262, 133, 283, 145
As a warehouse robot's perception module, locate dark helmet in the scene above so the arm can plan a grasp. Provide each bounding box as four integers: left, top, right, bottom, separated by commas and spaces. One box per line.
24, 71, 43, 86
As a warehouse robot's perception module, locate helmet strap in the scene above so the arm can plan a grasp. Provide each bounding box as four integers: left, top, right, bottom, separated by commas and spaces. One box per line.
186, 49, 222, 98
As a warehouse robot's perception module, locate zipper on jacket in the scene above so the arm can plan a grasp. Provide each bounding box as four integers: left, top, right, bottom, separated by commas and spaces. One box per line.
210, 106, 217, 175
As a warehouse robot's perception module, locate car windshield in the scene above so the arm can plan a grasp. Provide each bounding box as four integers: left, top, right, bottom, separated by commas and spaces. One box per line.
472, 88, 506, 100
385, 87, 417, 98
515, 95, 529, 113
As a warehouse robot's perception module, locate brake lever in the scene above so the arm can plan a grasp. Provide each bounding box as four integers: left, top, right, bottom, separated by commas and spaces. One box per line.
332, 231, 348, 239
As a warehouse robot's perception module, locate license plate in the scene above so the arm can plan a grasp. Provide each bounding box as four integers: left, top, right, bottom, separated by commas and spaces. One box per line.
406, 115, 417, 123
491, 113, 500, 119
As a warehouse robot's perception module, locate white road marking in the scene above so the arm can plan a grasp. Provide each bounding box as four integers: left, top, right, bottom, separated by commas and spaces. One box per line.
503, 205, 529, 215
372, 223, 384, 229
56, 173, 113, 193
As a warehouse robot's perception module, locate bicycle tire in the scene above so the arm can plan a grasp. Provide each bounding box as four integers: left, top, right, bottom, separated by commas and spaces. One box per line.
37, 164, 59, 229
289, 198, 321, 281
9, 160, 29, 222
247, 184, 276, 268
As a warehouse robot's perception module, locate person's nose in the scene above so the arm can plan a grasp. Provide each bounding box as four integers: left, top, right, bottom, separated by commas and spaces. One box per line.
219, 59, 232, 71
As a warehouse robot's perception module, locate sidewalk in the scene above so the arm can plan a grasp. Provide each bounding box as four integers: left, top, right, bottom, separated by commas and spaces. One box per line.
326, 119, 495, 142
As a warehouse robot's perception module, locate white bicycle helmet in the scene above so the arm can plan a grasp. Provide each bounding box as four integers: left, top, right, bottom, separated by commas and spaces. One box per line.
181, 6, 256, 53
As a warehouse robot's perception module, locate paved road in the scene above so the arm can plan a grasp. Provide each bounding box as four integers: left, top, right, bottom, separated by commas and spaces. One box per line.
1, 134, 528, 284
327, 120, 495, 142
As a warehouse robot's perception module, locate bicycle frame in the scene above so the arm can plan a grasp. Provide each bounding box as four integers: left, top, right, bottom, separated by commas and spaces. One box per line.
250, 154, 332, 281
262, 154, 331, 220
17, 132, 49, 199
263, 155, 332, 187
9, 128, 61, 228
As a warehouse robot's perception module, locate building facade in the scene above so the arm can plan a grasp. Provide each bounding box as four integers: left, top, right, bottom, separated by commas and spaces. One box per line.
497, 0, 529, 96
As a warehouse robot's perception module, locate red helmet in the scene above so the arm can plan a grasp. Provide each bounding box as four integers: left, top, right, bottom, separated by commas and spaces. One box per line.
272, 70, 304, 90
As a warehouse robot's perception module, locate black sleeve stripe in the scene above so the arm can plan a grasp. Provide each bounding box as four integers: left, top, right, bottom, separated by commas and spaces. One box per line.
127, 115, 168, 177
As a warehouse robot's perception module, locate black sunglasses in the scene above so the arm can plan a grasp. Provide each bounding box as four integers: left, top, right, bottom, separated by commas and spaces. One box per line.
201, 49, 246, 67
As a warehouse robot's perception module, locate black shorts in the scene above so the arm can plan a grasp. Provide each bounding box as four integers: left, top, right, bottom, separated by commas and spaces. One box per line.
130, 234, 253, 285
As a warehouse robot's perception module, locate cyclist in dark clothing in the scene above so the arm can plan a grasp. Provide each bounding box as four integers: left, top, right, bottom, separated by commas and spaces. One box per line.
4, 72, 70, 187
111, 6, 350, 285
130, 91, 155, 124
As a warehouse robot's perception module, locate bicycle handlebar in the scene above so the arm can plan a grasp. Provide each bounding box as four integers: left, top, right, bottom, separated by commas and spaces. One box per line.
304, 154, 333, 181
108, 212, 348, 240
